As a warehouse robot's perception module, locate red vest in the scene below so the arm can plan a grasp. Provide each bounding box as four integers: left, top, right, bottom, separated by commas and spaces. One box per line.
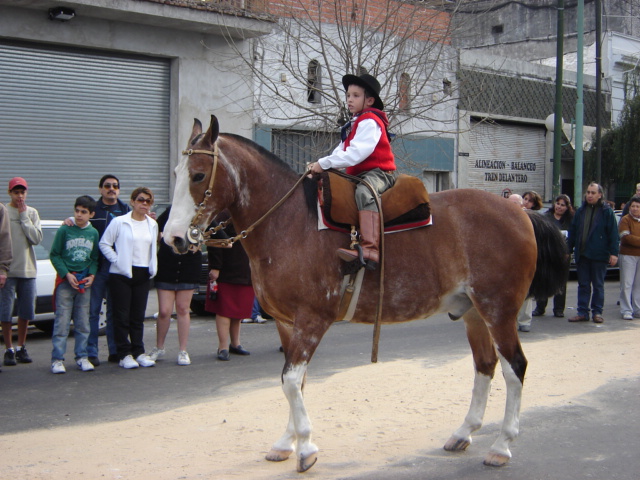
344, 109, 396, 176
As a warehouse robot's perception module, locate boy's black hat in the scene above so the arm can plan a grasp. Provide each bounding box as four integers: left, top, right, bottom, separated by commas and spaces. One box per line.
342, 73, 384, 110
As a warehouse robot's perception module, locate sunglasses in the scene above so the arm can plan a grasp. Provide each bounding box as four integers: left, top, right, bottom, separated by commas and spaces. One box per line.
135, 197, 152, 205
103, 183, 120, 189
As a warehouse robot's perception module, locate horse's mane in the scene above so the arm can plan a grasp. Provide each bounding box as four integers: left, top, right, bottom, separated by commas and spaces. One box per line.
221, 133, 318, 216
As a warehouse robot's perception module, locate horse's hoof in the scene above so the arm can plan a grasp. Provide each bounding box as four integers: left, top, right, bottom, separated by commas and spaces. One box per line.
483, 451, 510, 467
297, 452, 318, 472
443, 435, 471, 452
265, 449, 293, 462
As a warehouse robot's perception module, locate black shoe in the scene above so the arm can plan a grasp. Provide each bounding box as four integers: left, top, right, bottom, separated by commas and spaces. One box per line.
88, 356, 100, 367
217, 349, 230, 361
4, 349, 17, 366
229, 344, 250, 356
15, 347, 32, 364
107, 354, 119, 363
531, 309, 544, 317
553, 310, 564, 318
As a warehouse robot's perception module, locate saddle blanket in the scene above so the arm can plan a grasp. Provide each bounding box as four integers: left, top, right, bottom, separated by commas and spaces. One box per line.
317, 172, 432, 234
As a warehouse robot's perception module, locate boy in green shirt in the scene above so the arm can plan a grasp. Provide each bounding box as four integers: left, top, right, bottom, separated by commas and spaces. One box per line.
50, 196, 100, 374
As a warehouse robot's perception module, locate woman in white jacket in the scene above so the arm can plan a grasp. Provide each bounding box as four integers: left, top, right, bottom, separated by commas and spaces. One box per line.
100, 187, 158, 369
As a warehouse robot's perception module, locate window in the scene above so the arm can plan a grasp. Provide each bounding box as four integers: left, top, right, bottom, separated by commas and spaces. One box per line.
443, 79, 452, 96
307, 60, 322, 104
272, 129, 340, 174
399, 73, 411, 113
491, 24, 504, 35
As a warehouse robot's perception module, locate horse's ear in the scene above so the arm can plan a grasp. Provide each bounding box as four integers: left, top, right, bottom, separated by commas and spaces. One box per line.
188, 118, 203, 145
204, 115, 220, 146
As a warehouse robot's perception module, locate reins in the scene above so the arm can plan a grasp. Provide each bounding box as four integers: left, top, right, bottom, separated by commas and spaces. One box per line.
182, 144, 384, 363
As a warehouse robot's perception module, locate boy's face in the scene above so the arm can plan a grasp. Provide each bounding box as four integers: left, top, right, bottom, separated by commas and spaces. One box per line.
8, 187, 27, 207
74, 205, 95, 228
346, 84, 375, 114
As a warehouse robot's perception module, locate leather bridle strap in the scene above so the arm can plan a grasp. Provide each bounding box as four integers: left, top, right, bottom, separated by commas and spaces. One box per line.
182, 144, 219, 247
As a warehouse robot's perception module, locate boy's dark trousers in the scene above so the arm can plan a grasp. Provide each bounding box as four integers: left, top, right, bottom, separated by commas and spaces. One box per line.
108, 267, 151, 360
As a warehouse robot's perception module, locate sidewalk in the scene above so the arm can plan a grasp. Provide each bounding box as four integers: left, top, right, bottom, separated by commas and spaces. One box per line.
145, 288, 160, 319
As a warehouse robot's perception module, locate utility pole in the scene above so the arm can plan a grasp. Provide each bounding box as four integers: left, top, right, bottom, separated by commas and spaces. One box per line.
575, 0, 584, 204
553, 0, 564, 199
595, 0, 602, 184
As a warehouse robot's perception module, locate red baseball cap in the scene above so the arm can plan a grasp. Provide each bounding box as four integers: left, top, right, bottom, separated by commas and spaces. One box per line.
8, 177, 28, 190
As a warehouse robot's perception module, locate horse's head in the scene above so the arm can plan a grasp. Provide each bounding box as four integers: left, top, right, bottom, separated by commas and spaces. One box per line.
164, 115, 233, 254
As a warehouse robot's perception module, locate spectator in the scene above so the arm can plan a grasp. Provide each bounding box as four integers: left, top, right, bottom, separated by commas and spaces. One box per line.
621, 183, 640, 217
206, 213, 254, 361
0, 202, 11, 373
79, 175, 131, 366
242, 298, 267, 324
100, 187, 158, 369
0, 177, 42, 366
533, 194, 574, 317
148, 206, 201, 366
618, 196, 640, 320
507, 194, 533, 332
522, 190, 543, 211
49, 196, 100, 374
568, 182, 619, 323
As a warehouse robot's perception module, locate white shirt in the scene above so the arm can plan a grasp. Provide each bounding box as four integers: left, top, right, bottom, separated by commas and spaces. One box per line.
317, 118, 382, 170
131, 218, 153, 267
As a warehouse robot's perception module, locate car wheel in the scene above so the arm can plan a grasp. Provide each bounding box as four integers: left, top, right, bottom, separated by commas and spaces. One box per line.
190, 299, 209, 316
97, 298, 107, 336
32, 320, 54, 336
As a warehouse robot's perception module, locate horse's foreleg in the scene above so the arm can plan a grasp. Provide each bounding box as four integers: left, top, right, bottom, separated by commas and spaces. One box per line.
445, 309, 498, 453
484, 348, 526, 467
278, 362, 318, 472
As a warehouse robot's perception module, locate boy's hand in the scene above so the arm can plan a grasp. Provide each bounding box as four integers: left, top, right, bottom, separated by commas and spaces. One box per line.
15, 198, 27, 213
83, 275, 94, 288
209, 269, 220, 282
66, 272, 80, 289
63, 217, 75, 227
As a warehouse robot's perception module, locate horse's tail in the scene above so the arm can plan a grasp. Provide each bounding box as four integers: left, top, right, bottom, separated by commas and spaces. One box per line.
527, 211, 570, 299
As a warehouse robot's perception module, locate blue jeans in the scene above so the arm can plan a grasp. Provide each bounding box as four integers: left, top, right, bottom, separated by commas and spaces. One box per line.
576, 257, 608, 318
51, 282, 91, 361
87, 262, 116, 357
251, 297, 261, 320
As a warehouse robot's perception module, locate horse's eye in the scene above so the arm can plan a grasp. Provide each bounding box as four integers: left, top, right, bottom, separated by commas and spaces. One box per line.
192, 173, 205, 183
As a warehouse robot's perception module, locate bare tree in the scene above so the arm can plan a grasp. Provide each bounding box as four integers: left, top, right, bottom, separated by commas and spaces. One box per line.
203, 0, 481, 170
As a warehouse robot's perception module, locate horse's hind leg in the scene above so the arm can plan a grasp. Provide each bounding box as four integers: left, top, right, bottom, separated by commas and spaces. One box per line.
445, 308, 498, 453
483, 336, 527, 466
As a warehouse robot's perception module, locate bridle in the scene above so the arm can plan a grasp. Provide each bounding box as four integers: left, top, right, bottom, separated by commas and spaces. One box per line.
181, 141, 308, 249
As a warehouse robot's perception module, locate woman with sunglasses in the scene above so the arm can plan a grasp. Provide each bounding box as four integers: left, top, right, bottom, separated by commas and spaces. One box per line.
100, 187, 158, 369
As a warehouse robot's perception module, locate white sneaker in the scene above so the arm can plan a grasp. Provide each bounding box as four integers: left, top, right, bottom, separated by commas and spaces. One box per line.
51, 360, 66, 374
241, 318, 253, 323
254, 314, 267, 324
177, 350, 191, 366
622, 313, 633, 320
136, 354, 156, 367
148, 347, 165, 361
76, 357, 95, 372
119, 355, 139, 369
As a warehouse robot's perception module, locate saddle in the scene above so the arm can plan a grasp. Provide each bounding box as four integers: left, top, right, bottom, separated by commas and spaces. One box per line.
318, 171, 431, 233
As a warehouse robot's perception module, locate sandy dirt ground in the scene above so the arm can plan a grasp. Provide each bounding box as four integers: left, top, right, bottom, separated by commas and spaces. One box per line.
4, 327, 639, 480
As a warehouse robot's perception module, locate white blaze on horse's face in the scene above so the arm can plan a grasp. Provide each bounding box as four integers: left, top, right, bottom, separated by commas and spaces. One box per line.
164, 157, 195, 251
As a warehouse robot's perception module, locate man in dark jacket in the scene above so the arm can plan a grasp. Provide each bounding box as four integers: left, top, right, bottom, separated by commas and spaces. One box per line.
567, 182, 619, 323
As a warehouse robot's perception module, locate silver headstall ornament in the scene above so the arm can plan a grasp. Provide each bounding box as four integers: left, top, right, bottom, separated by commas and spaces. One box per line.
181, 143, 219, 249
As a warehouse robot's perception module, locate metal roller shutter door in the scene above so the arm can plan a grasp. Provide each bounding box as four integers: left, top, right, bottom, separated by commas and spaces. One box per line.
467, 120, 546, 196
0, 42, 170, 219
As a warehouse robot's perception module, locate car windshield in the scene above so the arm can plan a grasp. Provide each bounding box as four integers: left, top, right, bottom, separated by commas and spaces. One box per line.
33, 226, 58, 261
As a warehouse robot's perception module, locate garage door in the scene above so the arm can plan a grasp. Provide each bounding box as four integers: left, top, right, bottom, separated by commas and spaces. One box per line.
467, 120, 546, 196
0, 41, 170, 220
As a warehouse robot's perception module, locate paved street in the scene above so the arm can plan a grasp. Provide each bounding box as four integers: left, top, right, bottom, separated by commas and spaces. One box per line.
1, 278, 638, 479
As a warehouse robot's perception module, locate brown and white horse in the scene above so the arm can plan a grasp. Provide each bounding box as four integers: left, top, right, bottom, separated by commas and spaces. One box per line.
163, 115, 567, 473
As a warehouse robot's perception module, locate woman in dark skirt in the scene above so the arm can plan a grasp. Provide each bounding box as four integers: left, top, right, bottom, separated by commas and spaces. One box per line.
148, 206, 202, 366
206, 212, 255, 361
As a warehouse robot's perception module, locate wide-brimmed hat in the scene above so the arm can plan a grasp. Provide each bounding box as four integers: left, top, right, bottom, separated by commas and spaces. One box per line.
342, 73, 384, 110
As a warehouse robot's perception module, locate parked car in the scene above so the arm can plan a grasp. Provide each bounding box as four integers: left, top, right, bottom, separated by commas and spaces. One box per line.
12, 220, 107, 335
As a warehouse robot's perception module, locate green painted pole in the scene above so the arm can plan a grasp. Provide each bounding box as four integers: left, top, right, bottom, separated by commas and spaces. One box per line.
574, 0, 584, 204
553, 0, 564, 199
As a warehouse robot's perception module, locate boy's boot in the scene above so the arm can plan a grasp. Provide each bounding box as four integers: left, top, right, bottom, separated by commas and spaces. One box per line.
337, 210, 380, 270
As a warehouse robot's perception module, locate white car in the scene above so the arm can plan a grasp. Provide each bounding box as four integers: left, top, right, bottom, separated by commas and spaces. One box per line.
12, 220, 106, 335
